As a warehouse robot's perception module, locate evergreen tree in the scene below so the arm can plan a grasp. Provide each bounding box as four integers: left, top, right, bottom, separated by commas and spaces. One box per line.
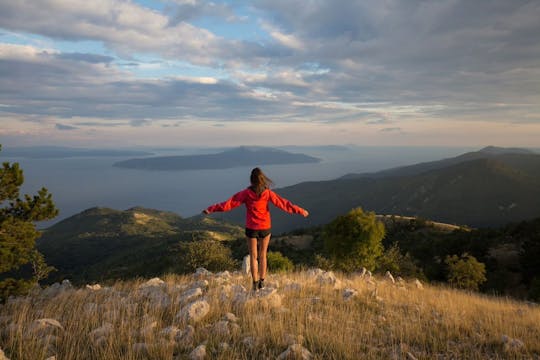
0, 145, 58, 301
323, 207, 385, 272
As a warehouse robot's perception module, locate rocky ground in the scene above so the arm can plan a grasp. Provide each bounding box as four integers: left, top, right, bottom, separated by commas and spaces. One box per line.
1, 267, 539, 359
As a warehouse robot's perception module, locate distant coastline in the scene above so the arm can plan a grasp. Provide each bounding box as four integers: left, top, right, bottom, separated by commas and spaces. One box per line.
113, 146, 321, 171
2, 146, 153, 159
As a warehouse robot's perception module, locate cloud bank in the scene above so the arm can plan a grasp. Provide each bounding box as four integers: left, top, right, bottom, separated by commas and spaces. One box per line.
0, 0, 539, 146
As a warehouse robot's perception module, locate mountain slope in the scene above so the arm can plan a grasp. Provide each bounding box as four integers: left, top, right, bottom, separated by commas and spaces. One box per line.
37, 207, 243, 283
341, 146, 537, 179
113, 146, 321, 170
215, 148, 540, 232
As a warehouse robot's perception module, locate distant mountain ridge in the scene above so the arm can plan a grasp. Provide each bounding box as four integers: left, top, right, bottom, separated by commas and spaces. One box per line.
215, 146, 540, 232
113, 146, 321, 170
340, 146, 537, 179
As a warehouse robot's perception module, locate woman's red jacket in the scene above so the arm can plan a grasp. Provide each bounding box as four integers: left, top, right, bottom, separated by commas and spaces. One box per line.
205, 187, 305, 230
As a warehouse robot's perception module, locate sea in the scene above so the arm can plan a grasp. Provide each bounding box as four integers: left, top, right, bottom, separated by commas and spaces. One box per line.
5, 146, 475, 228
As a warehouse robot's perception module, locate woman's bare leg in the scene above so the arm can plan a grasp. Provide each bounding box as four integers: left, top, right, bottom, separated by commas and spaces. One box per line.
247, 237, 259, 282
257, 234, 271, 281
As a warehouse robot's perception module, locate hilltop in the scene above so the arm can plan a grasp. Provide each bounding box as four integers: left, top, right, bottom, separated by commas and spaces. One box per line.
1, 270, 539, 359
113, 146, 321, 170
36, 205, 540, 301
37, 207, 243, 283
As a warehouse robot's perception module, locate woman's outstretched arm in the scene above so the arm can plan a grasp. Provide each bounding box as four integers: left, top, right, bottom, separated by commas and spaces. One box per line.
203, 190, 246, 214
268, 190, 309, 217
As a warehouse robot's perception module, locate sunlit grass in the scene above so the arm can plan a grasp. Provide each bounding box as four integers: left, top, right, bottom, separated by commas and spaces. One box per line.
1, 271, 539, 359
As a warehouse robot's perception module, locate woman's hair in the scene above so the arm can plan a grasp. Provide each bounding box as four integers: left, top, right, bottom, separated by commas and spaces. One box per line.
250, 167, 274, 195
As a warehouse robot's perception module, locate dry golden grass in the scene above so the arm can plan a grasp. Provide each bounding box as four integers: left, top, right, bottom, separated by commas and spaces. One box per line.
1, 270, 539, 359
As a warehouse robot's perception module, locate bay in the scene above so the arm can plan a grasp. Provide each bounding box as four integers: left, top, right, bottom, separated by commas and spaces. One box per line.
5, 146, 474, 228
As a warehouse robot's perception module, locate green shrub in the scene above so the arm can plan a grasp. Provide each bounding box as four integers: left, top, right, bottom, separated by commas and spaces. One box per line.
176, 240, 237, 273
322, 207, 385, 272
377, 242, 425, 279
267, 251, 294, 272
313, 254, 334, 271
445, 253, 487, 291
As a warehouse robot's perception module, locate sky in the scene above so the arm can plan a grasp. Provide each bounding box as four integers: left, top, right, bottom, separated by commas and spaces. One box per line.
0, 0, 539, 148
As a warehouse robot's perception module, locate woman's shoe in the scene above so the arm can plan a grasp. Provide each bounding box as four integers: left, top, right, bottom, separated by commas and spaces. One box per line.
258, 279, 265, 290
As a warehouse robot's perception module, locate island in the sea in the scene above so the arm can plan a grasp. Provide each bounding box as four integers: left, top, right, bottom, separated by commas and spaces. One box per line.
112, 146, 321, 170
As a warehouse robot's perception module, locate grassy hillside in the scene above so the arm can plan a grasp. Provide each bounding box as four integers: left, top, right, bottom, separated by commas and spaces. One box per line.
1, 271, 539, 359
37, 207, 243, 283
238, 150, 540, 233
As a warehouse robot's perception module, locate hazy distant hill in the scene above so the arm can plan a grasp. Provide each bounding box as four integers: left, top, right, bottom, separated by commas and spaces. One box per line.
37, 207, 243, 283
340, 146, 537, 179
113, 146, 321, 170
215, 147, 540, 232
2, 146, 153, 158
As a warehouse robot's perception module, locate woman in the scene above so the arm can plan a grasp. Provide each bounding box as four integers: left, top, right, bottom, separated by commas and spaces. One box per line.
203, 168, 309, 291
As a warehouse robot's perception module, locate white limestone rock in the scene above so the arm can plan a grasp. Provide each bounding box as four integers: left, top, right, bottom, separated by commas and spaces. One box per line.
284, 333, 305, 346
161, 326, 180, 341
385, 271, 395, 284
219, 284, 233, 302
180, 287, 203, 304
502, 335, 525, 352
277, 344, 313, 360
343, 288, 358, 301
191, 280, 209, 290
213, 320, 230, 337
258, 287, 283, 309
32, 318, 64, 332
222, 312, 238, 323
242, 255, 251, 275
139, 286, 171, 308
359, 267, 367, 277
189, 344, 206, 360
195, 267, 212, 278
89, 323, 113, 343
306, 268, 324, 277
216, 271, 231, 279
41, 281, 72, 298
139, 277, 165, 289
176, 325, 195, 346
414, 279, 424, 290
177, 300, 210, 324
316, 271, 342, 288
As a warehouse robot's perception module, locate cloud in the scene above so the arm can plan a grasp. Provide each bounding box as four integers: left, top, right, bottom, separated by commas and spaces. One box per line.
367, 118, 392, 125
130, 119, 151, 127
0, 0, 222, 65
55, 123, 78, 130
1, 0, 539, 146
168, 0, 236, 24
379, 127, 402, 133
57, 53, 114, 64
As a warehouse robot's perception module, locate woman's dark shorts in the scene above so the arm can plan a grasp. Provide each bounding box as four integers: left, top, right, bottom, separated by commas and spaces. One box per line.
245, 228, 271, 239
